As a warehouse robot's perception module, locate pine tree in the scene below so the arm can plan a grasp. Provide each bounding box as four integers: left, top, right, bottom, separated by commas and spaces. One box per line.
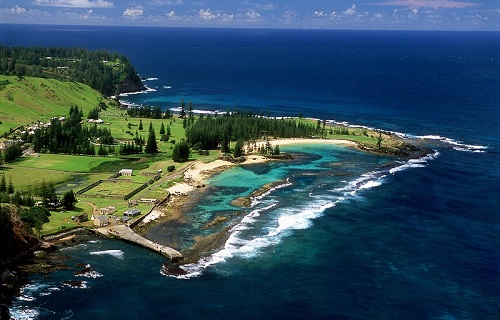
98, 144, 108, 156
139, 119, 143, 131
7, 177, 14, 194
0, 175, 6, 193
172, 143, 180, 162
377, 131, 383, 148
274, 145, 280, 155
233, 138, 244, 158
179, 99, 186, 118
160, 122, 165, 135
62, 190, 77, 210
144, 127, 157, 154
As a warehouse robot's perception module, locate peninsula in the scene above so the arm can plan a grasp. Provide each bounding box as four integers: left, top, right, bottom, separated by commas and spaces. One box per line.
0, 46, 427, 307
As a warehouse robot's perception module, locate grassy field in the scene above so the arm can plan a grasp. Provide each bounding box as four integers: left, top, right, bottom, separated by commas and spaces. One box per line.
1, 76, 413, 237
0, 75, 106, 134
41, 206, 94, 236
16, 154, 120, 173
1, 167, 75, 192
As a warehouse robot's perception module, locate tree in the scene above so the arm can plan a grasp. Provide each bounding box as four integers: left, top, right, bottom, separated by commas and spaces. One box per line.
21, 206, 51, 236
87, 107, 99, 120
62, 190, 77, 210
160, 122, 165, 135
0, 206, 15, 253
172, 139, 190, 162
7, 177, 14, 194
172, 142, 180, 162
179, 99, 186, 118
377, 131, 383, 148
233, 138, 244, 158
144, 127, 157, 154
12, 190, 22, 206
220, 135, 230, 153
274, 145, 280, 155
0, 175, 6, 193
39, 181, 59, 209
138, 119, 143, 131
188, 101, 194, 123
4, 143, 22, 163
98, 144, 108, 156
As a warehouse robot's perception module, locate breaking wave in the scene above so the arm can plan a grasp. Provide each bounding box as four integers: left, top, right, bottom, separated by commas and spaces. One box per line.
166, 150, 440, 279
89, 249, 124, 259
417, 135, 488, 153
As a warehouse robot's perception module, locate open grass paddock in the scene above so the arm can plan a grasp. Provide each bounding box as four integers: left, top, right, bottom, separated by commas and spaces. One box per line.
0, 75, 104, 134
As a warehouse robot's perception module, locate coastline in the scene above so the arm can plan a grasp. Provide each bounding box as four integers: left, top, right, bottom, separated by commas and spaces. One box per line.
139, 138, 362, 269
15, 136, 420, 277
147, 138, 356, 224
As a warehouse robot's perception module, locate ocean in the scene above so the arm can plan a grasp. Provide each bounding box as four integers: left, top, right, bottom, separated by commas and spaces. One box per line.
1, 25, 498, 319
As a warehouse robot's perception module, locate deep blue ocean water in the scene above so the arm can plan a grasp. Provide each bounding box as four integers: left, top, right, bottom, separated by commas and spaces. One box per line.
1, 25, 499, 319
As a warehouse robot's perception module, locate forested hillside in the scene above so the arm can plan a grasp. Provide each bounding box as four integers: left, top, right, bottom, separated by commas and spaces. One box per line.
0, 46, 144, 95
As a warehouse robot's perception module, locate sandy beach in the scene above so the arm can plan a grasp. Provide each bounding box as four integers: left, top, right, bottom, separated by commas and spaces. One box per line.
140, 138, 355, 226
270, 138, 356, 146
167, 138, 355, 195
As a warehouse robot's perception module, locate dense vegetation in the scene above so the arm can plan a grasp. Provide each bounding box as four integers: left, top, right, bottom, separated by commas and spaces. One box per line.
127, 106, 173, 119
0, 205, 38, 263
0, 46, 143, 96
26, 105, 115, 155
186, 111, 318, 151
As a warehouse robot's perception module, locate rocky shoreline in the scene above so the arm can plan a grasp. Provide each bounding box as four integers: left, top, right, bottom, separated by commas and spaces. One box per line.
1, 136, 428, 307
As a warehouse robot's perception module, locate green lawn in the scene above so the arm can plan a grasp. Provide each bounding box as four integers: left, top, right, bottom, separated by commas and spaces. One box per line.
16, 154, 118, 173
0, 165, 76, 191
0, 75, 105, 134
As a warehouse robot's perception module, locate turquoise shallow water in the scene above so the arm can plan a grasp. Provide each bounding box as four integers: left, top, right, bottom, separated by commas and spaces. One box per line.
4, 25, 498, 319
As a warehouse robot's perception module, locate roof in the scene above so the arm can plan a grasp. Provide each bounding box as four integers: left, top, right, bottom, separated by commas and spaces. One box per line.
124, 209, 141, 214
119, 169, 133, 174
124, 209, 141, 217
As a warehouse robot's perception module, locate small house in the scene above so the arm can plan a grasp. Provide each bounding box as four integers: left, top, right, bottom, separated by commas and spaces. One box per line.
140, 198, 158, 204
99, 206, 117, 215
73, 214, 88, 223
118, 216, 130, 224
124, 209, 141, 217
93, 215, 109, 227
119, 169, 133, 177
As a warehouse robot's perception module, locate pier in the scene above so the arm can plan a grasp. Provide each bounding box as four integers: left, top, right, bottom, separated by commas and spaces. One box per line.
95, 225, 183, 262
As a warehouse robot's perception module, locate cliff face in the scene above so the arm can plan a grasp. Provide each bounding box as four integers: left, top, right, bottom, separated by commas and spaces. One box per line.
119, 76, 145, 94
0, 206, 40, 312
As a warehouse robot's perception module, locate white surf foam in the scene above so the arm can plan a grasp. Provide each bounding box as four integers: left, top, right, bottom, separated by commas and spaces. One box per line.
119, 86, 156, 97
167, 145, 441, 279
89, 249, 124, 259
251, 179, 292, 207
418, 135, 488, 153
9, 307, 40, 320
359, 180, 383, 190
168, 197, 336, 279
169, 107, 225, 116
75, 264, 104, 279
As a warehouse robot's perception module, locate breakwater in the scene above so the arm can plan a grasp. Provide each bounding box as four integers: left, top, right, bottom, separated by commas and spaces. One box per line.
95, 225, 182, 262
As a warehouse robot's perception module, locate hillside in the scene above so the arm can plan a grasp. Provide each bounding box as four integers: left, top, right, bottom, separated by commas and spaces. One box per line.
0, 75, 105, 135
0, 46, 144, 96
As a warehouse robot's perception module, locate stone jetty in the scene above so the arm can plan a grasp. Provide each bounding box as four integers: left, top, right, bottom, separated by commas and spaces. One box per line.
95, 225, 182, 262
